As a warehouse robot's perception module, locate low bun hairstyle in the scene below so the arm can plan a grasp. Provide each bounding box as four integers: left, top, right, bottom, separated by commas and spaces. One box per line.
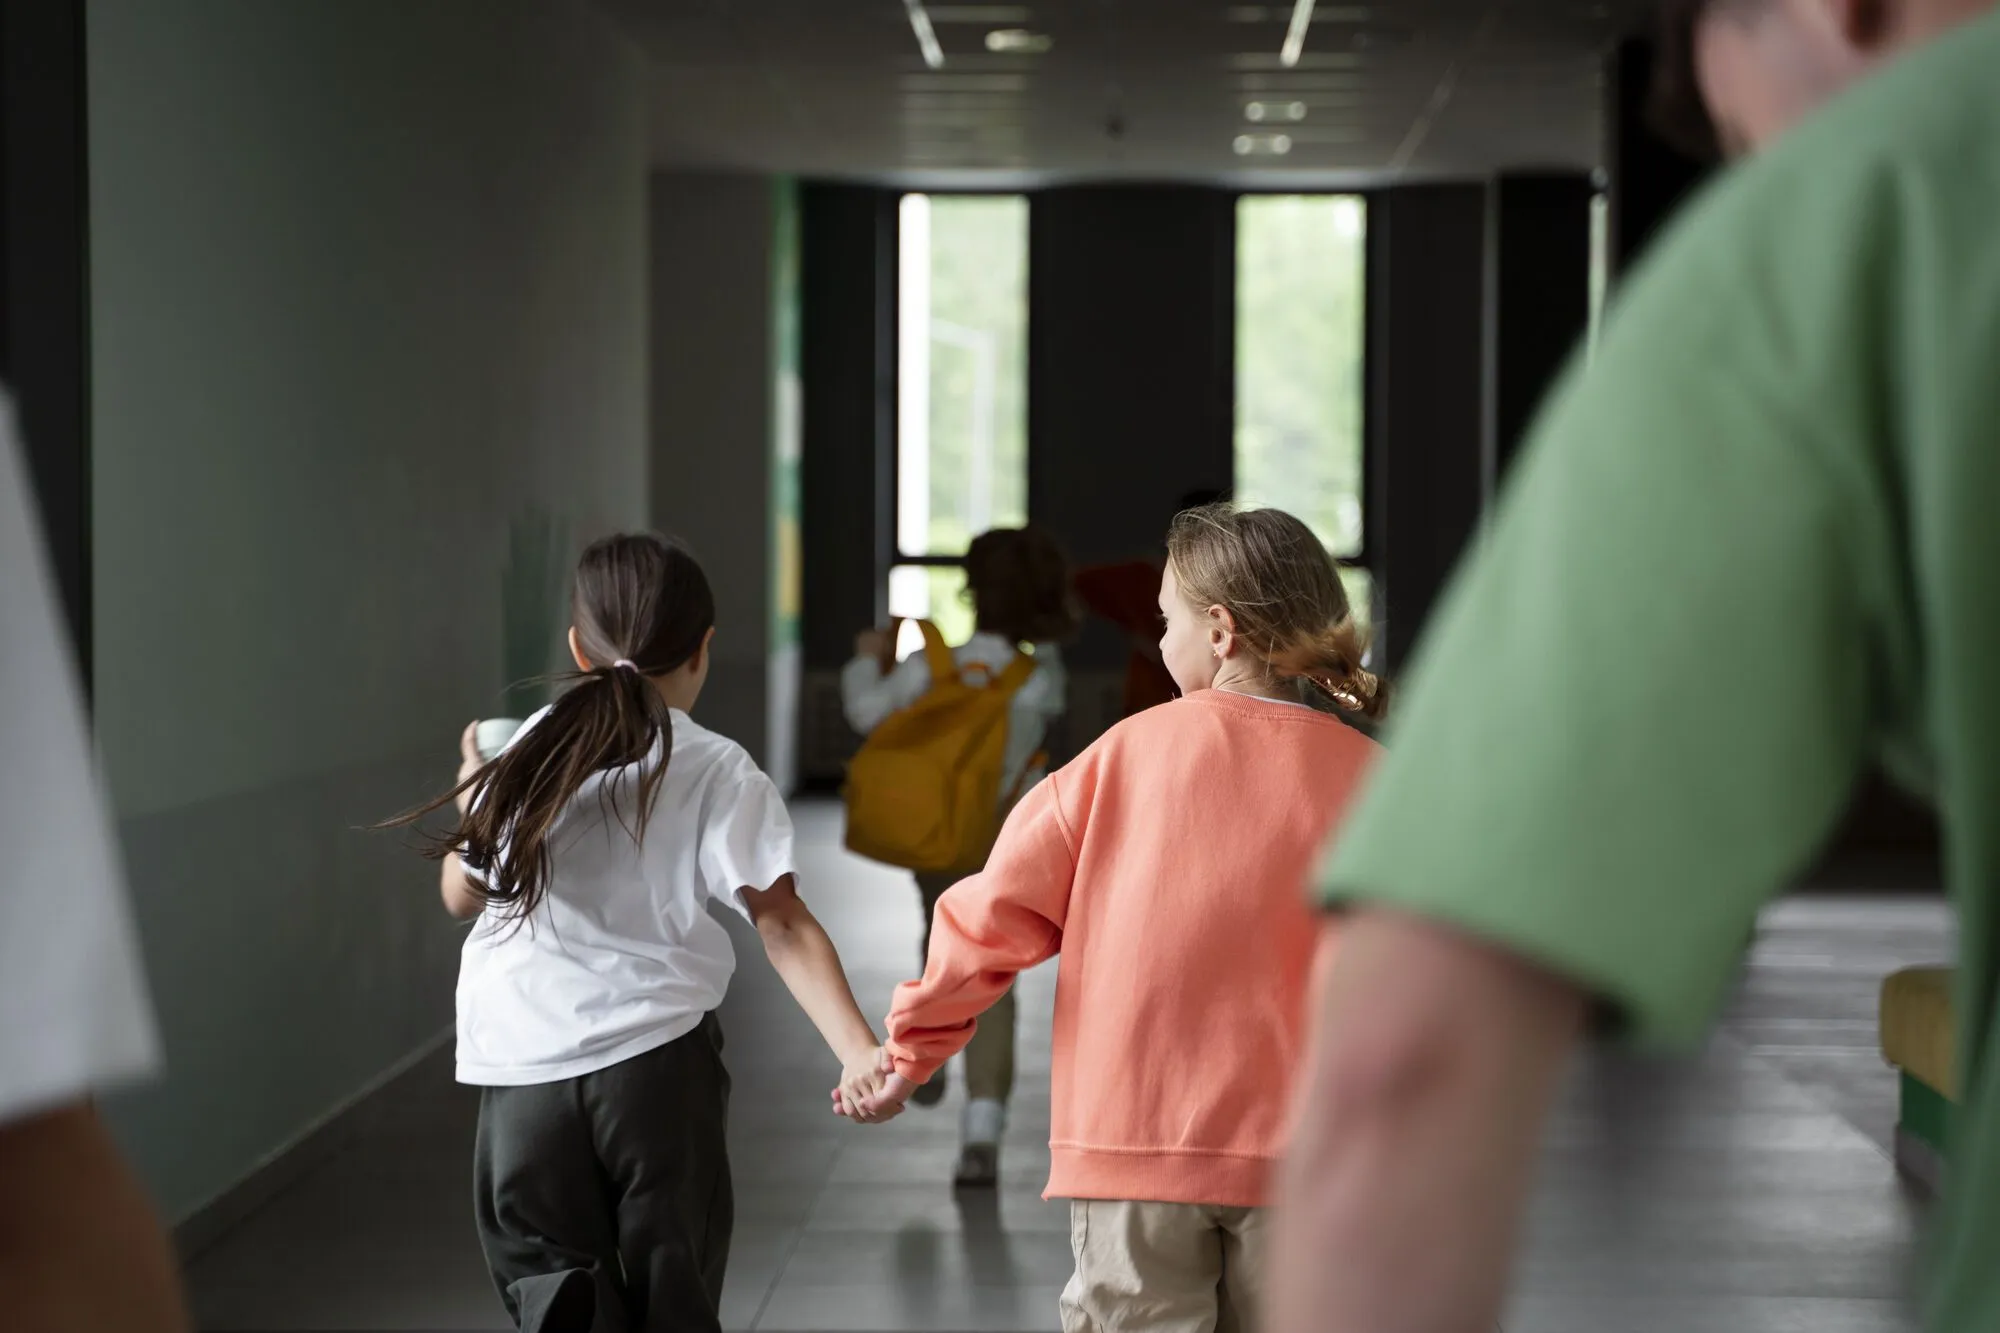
1166, 503, 1386, 720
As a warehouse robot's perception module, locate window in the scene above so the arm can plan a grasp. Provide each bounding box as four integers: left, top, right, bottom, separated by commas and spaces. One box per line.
891, 193, 1029, 655
1339, 566, 1375, 638
1234, 195, 1368, 564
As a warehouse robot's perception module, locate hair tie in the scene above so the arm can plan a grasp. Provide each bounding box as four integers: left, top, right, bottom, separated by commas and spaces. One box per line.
612, 659, 640, 673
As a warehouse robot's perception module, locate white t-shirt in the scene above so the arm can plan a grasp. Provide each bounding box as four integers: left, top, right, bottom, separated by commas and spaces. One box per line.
0, 401, 159, 1123
455, 707, 794, 1086
840, 632, 1067, 801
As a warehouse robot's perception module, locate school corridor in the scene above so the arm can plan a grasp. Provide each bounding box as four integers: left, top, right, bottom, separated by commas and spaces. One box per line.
170, 805, 1945, 1333
1, 2, 1973, 1330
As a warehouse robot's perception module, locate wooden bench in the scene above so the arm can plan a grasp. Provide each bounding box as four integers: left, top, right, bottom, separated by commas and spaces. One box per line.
1879, 966, 1954, 1193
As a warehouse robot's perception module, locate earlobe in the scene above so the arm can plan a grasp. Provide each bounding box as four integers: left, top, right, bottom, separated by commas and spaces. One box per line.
1208, 606, 1236, 660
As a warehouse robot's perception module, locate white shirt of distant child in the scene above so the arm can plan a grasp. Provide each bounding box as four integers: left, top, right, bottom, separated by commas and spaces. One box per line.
840, 632, 1067, 798
453, 706, 795, 1086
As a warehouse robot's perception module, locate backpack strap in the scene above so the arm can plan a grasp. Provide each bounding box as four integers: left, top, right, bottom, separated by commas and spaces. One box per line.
1001, 748, 1050, 811
994, 649, 1038, 694
917, 620, 958, 688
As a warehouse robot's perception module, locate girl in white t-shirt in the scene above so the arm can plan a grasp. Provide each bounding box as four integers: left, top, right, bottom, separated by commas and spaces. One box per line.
841, 525, 1079, 1187
392, 533, 889, 1333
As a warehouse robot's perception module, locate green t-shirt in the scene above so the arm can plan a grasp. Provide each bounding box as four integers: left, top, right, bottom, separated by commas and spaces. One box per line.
1318, 12, 2000, 1329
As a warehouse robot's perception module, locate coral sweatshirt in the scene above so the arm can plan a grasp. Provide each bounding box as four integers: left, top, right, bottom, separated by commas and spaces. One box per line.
885, 688, 1381, 1207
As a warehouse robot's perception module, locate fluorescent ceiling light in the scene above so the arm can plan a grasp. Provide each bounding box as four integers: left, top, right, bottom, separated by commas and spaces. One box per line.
1245, 100, 1308, 123
1233, 132, 1293, 156
1281, 0, 1316, 68
985, 28, 1053, 53
904, 0, 945, 69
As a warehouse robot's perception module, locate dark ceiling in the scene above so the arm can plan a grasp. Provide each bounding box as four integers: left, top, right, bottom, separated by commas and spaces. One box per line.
595, 1, 1651, 184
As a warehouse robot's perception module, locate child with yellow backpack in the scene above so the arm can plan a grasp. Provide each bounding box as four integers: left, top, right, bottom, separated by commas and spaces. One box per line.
841, 526, 1079, 1186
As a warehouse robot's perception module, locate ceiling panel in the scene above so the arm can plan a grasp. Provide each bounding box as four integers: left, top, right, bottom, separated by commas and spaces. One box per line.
593, 0, 1651, 183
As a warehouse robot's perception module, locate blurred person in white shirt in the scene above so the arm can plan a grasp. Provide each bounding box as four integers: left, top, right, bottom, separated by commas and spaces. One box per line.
0, 398, 185, 1332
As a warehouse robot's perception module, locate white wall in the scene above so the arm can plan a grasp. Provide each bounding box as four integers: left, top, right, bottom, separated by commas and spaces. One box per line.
86, 0, 650, 1218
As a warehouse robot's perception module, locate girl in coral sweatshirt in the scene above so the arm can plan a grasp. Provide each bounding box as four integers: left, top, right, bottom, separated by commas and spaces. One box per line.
837, 504, 1385, 1331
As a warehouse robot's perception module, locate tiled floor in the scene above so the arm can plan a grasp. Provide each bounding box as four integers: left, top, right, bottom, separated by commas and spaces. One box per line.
185, 805, 1954, 1331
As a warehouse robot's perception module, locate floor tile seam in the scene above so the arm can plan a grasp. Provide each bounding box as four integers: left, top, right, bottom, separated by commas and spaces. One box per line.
749, 1137, 849, 1330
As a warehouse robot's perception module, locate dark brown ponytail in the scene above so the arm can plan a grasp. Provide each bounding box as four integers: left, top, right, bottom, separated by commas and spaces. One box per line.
385, 533, 715, 925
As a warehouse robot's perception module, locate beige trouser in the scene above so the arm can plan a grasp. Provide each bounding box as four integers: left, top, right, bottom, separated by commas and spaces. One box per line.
914, 871, 1016, 1103
1061, 1200, 1267, 1333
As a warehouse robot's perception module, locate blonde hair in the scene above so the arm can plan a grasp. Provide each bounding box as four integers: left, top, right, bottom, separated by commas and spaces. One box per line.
1165, 504, 1387, 720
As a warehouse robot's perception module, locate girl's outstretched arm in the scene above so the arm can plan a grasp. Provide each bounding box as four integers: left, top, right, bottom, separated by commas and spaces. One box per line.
881, 776, 1077, 1094
743, 876, 893, 1116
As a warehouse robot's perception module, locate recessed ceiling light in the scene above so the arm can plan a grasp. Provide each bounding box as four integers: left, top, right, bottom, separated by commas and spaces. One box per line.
1245, 100, 1308, 123
985, 28, 1053, 53
1233, 132, 1293, 156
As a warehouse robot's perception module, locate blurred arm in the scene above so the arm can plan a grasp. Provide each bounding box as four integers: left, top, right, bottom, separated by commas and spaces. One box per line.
0, 1102, 188, 1333
1269, 911, 1585, 1333
840, 651, 932, 734
440, 851, 483, 920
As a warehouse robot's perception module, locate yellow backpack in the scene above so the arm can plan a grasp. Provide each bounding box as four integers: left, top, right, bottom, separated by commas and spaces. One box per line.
844, 621, 1041, 875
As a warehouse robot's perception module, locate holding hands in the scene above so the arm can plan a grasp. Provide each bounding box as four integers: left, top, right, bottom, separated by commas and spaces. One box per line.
831, 1046, 919, 1125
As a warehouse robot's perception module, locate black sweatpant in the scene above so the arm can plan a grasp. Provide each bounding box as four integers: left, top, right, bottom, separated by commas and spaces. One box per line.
473, 1014, 732, 1333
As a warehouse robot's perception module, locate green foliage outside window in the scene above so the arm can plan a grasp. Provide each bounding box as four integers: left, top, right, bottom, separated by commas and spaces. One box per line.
1235, 196, 1366, 561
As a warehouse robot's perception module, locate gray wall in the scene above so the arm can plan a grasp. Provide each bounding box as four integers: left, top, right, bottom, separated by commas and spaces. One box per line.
649, 171, 798, 786
86, 0, 650, 1219
1028, 187, 1237, 677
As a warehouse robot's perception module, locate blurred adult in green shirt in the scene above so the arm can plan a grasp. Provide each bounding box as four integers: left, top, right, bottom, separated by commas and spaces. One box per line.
1267, 2, 2000, 1330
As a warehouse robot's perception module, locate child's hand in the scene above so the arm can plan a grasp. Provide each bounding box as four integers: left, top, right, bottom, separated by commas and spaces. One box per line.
853, 628, 894, 670
831, 1047, 904, 1125
865, 1072, 919, 1120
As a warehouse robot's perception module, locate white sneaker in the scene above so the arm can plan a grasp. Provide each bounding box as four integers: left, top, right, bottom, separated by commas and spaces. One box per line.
962, 1097, 1007, 1146
955, 1098, 1006, 1188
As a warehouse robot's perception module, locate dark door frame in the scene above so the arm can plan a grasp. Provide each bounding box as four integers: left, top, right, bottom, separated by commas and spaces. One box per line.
1, 0, 93, 688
